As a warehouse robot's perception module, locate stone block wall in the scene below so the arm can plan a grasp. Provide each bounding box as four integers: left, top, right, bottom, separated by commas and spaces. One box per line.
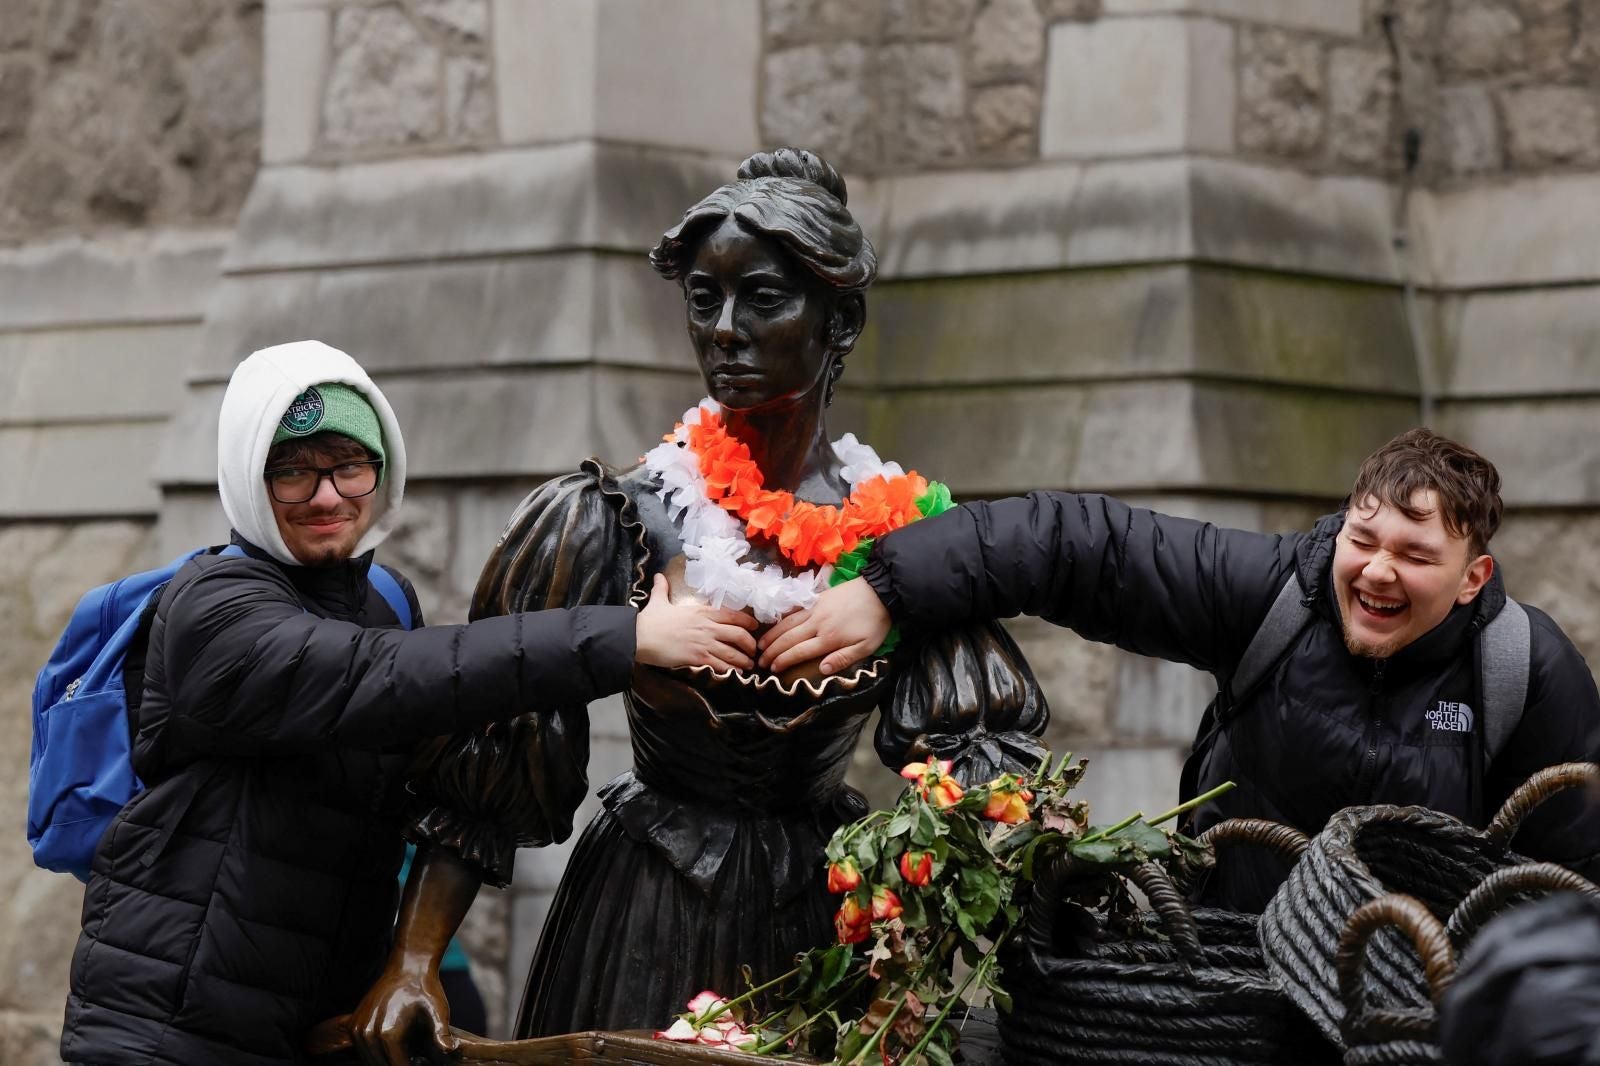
318, 0, 497, 156
758, 0, 1600, 185
0, 0, 262, 239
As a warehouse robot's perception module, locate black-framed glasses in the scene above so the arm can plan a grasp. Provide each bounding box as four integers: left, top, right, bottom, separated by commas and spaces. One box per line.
263, 460, 383, 504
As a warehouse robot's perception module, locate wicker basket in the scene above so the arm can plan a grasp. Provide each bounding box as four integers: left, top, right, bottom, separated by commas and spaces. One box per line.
1260, 762, 1600, 1048
999, 855, 1325, 1066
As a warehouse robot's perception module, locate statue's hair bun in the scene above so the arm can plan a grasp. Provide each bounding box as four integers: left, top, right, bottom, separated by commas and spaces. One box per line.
737, 148, 849, 206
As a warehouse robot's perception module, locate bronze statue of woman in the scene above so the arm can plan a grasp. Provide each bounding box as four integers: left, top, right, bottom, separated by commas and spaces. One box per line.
349, 148, 1049, 1057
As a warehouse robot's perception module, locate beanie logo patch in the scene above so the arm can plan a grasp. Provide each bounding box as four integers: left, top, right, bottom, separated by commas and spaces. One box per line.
280, 387, 326, 436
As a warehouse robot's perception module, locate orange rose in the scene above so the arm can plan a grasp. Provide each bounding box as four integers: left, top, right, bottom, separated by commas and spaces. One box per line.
900, 760, 964, 809
929, 776, 965, 809
982, 781, 1034, 825
835, 895, 871, 945
827, 858, 863, 894
871, 886, 903, 921
899, 850, 933, 887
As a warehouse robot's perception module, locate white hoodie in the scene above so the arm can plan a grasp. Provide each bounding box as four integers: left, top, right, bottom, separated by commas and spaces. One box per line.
216, 340, 407, 567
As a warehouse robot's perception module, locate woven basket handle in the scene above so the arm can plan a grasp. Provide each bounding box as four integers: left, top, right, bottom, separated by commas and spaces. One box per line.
1336, 894, 1457, 1018
1485, 762, 1600, 847
1127, 861, 1206, 964
1176, 817, 1310, 893
1446, 861, 1600, 944
1196, 817, 1311, 859
1022, 852, 1073, 953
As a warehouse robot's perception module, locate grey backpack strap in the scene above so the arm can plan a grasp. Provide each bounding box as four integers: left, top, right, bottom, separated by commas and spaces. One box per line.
1481, 597, 1531, 768
1225, 575, 1313, 707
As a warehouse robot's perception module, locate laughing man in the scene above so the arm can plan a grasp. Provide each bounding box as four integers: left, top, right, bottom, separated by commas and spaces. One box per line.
760, 429, 1600, 910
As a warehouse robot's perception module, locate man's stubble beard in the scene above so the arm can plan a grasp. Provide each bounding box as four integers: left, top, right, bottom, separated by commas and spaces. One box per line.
1341, 621, 1405, 661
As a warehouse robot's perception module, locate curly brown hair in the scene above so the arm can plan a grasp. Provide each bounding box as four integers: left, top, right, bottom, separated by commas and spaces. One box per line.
1348, 428, 1503, 558
265, 431, 372, 471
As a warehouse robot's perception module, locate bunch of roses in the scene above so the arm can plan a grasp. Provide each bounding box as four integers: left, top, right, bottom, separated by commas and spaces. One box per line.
652, 753, 1232, 1065
826, 760, 1034, 947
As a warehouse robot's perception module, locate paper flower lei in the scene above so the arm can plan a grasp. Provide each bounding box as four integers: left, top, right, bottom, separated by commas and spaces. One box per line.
643, 399, 954, 645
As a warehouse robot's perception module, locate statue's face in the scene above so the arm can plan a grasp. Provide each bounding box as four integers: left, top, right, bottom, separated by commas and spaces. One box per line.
683, 217, 835, 410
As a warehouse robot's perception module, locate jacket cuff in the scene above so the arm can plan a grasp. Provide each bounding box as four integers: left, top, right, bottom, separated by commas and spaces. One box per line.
861, 555, 903, 622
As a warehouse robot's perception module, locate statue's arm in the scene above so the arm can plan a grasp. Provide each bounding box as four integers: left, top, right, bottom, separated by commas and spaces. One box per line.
874, 621, 1050, 786
349, 846, 477, 1061
352, 468, 639, 1056
407, 465, 640, 886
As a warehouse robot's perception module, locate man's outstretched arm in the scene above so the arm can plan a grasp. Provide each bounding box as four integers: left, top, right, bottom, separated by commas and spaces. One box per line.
763, 491, 1300, 676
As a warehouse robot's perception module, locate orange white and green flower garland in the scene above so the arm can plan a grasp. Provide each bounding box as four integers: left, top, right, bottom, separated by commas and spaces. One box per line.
645, 399, 953, 641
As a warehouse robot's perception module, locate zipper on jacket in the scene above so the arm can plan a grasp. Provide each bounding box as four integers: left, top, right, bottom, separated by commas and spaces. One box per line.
1359, 660, 1387, 798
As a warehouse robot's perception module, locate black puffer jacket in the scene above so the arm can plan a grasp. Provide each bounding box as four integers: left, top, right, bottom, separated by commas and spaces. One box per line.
864, 493, 1600, 911
61, 538, 635, 1065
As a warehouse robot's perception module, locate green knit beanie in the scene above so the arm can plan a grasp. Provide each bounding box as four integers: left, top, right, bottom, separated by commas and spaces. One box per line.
271, 383, 385, 465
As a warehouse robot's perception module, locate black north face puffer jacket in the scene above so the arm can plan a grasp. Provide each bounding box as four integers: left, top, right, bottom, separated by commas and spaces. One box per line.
62, 537, 634, 1065
864, 493, 1600, 911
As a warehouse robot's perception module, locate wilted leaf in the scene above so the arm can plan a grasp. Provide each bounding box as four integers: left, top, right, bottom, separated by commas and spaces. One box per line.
867, 933, 896, 979
1116, 819, 1172, 859
1067, 837, 1124, 865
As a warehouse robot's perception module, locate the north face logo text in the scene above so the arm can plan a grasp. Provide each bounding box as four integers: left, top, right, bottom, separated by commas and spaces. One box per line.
1427, 701, 1474, 733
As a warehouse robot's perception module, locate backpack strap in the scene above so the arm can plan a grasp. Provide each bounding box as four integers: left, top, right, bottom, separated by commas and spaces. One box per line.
367, 565, 413, 630
1225, 574, 1314, 707
1178, 573, 1313, 809
1481, 596, 1531, 769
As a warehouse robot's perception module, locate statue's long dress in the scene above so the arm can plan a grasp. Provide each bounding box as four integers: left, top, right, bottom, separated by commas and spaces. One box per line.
408, 460, 1050, 1038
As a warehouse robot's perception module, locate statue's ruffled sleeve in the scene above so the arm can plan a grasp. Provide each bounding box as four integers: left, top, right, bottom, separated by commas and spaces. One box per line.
408, 461, 642, 887
875, 622, 1050, 787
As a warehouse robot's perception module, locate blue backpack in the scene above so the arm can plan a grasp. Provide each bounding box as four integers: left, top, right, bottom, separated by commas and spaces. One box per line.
27, 544, 413, 881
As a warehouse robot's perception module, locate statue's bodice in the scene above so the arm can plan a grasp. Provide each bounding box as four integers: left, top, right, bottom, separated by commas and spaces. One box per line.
612, 464, 895, 815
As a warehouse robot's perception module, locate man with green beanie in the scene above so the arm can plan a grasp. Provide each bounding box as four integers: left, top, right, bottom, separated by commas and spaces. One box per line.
61, 340, 760, 1065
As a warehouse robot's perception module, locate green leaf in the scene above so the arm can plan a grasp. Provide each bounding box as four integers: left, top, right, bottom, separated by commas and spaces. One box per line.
1117, 819, 1173, 859
817, 944, 854, 993
853, 834, 881, 870
899, 887, 930, 930
958, 864, 1002, 927
912, 804, 944, 847
990, 985, 1014, 1013
990, 819, 1038, 858
923, 1039, 957, 1066
1067, 838, 1124, 865
836, 1023, 866, 1062
886, 811, 914, 837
